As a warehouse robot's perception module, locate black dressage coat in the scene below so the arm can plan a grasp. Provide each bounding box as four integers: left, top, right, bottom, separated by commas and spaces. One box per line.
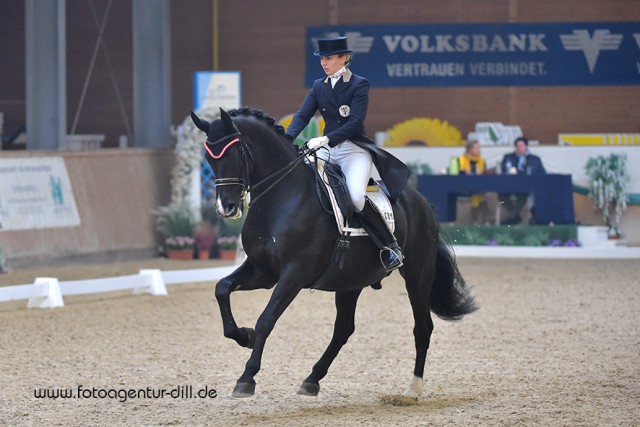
286, 69, 410, 201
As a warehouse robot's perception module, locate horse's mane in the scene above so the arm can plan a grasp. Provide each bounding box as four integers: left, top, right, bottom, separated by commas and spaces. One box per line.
227, 107, 300, 154
227, 107, 286, 136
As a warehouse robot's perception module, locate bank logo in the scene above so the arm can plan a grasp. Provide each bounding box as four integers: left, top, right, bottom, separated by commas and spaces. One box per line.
313, 32, 374, 53
560, 29, 623, 73
50, 175, 64, 206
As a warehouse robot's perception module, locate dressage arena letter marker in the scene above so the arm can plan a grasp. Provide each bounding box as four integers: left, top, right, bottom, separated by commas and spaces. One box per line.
135, 269, 168, 296
27, 278, 64, 308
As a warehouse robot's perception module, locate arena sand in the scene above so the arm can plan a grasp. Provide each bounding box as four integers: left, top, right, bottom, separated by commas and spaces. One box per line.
0, 257, 638, 426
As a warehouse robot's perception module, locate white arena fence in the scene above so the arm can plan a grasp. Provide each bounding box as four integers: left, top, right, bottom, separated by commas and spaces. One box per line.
1, 242, 639, 309
0, 265, 237, 309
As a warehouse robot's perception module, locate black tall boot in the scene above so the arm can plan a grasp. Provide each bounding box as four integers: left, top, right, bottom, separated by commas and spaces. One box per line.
357, 198, 403, 272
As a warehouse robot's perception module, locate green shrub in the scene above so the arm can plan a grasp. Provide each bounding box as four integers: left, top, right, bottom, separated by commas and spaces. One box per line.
153, 203, 196, 238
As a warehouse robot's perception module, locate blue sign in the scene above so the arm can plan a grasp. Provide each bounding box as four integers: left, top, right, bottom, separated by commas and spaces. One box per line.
305, 23, 640, 87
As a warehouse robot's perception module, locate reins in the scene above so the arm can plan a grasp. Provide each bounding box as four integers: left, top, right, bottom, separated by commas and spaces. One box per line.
247, 148, 311, 206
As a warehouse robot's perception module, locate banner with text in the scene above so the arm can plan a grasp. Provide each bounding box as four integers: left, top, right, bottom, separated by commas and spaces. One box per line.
305, 22, 640, 87
193, 71, 241, 110
0, 158, 80, 231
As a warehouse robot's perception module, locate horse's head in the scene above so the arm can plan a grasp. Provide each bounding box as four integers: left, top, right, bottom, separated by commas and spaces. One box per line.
192, 108, 250, 219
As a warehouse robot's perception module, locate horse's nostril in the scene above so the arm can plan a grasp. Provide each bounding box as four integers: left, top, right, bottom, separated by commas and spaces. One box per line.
227, 204, 236, 213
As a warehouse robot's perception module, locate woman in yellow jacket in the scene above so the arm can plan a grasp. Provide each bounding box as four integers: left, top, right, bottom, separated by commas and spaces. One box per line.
458, 140, 490, 224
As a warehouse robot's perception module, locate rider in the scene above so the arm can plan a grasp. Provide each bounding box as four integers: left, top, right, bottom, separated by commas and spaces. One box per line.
285, 36, 410, 272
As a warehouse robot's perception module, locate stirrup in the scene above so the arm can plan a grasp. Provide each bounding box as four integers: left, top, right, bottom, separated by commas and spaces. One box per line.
380, 246, 403, 272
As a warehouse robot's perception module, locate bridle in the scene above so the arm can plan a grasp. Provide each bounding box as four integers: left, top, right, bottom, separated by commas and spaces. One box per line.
204, 131, 312, 207
204, 132, 250, 191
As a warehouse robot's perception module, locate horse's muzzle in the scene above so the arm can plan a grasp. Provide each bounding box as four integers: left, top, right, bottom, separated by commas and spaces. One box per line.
216, 198, 243, 219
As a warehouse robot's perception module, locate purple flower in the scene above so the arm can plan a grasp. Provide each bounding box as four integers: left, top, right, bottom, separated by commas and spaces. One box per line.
563, 240, 581, 247
217, 236, 239, 250
548, 239, 563, 247
484, 240, 499, 246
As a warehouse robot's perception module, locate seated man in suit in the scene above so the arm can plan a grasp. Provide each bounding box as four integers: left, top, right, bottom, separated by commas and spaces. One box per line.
499, 136, 546, 225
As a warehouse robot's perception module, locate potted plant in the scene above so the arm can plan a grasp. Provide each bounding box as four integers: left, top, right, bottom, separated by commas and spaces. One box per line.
217, 236, 238, 260
194, 222, 216, 260
585, 153, 630, 238
153, 203, 196, 259
163, 236, 195, 260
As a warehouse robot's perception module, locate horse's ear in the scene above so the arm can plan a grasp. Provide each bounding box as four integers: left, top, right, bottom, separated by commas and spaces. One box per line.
219, 108, 239, 133
191, 111, 210, 133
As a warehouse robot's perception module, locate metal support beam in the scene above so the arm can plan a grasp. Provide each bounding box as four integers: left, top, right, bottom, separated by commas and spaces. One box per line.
132, 0, 171, 148
25, 0, 66, 150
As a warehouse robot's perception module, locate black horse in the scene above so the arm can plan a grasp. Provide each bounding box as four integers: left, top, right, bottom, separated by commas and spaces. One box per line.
192, 107, 477, 398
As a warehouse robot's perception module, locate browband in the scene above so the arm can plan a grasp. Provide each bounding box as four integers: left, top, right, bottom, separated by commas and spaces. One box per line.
204, 132, 242, 159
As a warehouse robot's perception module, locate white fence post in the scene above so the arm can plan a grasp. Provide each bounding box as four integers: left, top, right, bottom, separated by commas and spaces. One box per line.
27, 278, 64, 308
135, 269, 168, 296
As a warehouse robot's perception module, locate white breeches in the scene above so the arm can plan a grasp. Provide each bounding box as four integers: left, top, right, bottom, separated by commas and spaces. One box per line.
316, 141, 372, 212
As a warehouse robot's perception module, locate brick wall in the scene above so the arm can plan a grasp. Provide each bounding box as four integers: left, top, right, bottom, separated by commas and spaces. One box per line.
1, 0, 637, 146
218, 0, 640, 144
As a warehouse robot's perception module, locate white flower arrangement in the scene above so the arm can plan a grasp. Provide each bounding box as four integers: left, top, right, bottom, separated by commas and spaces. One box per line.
170, 107, 221, 206
585, 153, 630, 226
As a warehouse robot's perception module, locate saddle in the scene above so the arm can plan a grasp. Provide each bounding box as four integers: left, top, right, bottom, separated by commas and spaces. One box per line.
307, 156, 396, 237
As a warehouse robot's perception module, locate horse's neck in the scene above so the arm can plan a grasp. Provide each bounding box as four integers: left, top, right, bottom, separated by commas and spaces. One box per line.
240, 125, 298, 183
251, 145, 297, 180
246, 136, 311, 206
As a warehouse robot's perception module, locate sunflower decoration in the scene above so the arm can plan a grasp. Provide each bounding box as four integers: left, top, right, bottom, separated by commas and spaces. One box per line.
278, 114, 325, 147
385, 118, 465, 147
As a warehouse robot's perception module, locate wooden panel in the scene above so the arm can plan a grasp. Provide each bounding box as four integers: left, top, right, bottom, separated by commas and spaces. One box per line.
0, 150, 174, 260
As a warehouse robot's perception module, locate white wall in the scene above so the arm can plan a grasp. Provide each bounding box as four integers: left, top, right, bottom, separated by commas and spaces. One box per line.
386, 145, 640, 193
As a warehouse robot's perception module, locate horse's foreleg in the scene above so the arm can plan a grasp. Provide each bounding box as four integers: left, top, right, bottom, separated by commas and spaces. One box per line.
232, 281, 303, 398
298, 289, 362, 396
215, 261, 275, 349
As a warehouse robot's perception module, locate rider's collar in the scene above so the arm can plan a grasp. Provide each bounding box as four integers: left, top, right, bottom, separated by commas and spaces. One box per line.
324, 68, 352, 84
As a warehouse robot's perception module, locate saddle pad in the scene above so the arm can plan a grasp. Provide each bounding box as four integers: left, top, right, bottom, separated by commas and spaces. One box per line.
312, 157, 395, 237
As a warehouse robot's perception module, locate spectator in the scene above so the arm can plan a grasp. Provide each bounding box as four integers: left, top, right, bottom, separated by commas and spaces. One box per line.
458, 140, 490, 224
499, 136, 546, 225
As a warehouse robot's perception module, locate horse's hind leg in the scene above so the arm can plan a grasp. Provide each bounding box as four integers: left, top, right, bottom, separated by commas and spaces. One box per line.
298, 289, 362, 396
400, 262, 435, 399
215, 260, 275, 349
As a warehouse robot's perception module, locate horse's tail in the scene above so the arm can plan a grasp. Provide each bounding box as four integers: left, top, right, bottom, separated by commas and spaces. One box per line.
430, 240, 478, 321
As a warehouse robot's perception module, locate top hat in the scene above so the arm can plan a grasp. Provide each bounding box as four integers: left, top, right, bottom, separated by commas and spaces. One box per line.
314, 37, 353, 56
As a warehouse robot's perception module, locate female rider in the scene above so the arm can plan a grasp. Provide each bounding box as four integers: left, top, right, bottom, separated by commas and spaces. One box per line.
285, 36, 410, 272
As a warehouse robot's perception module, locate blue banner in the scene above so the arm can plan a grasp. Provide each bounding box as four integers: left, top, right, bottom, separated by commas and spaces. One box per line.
305, 23, 640, 87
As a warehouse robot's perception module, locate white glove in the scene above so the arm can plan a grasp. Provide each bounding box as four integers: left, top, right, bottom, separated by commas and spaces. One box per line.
307, 136, 329, 150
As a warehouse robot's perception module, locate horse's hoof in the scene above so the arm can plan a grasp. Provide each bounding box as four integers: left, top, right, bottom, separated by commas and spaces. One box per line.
231, 382, 256, 398
297, 380, 320, 396
240, 327, 256, 349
